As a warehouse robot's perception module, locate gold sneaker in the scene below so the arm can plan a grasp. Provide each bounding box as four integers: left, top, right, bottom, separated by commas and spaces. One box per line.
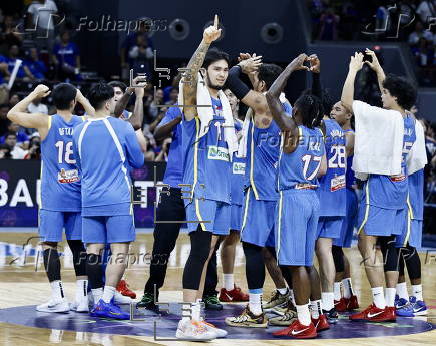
225, 306, 268, 328
268, 308, 297, 326
262, 289, 290, 311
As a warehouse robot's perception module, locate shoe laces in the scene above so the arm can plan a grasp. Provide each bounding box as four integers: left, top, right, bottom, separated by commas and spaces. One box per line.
232, 309, 251, 323
267, 290, 280, 303
205, 295, 220, 304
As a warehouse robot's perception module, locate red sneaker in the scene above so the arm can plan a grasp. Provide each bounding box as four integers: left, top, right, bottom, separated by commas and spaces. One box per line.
219, 285, 249, 302
350, 304, 396, 322
312, 314, 330, 331
272, 319, 317, 339
334, 298, 348, 312
116, 279, 136, 299
347, 295, 359, 310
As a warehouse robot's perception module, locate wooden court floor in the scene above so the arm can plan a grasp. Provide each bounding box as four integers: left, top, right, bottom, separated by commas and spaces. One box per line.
0, 232, 435, 345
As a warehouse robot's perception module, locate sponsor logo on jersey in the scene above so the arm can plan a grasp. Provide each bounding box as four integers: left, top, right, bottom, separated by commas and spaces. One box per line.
58, 168, 80, 183
207, 145, 230, 161
233, 162, 246, 175
331, 174, 346, 191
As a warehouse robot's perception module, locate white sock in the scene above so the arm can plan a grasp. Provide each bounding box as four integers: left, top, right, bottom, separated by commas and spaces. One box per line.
223, 274, 234, 291
396, 282, 409, 300
76, 280, 88, 301
192, 299, 202, 321
249, 293, 262, 315
342, 278, 354, 298
102, 286, 116, 303
371, 287, 386, 309
289, 289, 296, 306
296, 304, 311, 326
277, 287, 288, 295
91, 287, 103, 303
310, 300, 321, 319
50, 280, 64, 300
385, 288, 396, 307
334, 282, 342, 300
412, 284, 423, 301
321, 292, 334, 311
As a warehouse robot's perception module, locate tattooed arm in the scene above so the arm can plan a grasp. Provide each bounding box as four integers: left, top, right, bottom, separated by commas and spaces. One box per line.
182, 15, 222, 121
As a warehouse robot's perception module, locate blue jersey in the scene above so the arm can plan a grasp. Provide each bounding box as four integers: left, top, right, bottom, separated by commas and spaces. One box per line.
231, 120, 245, 206
277, 126, 325, 191
159, 106, 183, 188
365, 115, 416, 209
182, 97, 231, 204
317, 119, 346, 216
408, 169, 424, 221
344, 129, 356, 188
72, 117, 144, 216
40, 114, 84, 212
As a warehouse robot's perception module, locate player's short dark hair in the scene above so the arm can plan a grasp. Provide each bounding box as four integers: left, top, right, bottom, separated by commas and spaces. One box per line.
258, 64, 283, 90
108, 81, 127, 93
294, 94, 323, 129
52, 83, 77, 110
5, 131, 17, 139
202, 48, 230, 69
382, 74, 417, 110
87, 82, 114, 110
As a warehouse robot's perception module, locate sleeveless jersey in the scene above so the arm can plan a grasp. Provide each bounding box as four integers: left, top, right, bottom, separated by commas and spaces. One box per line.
40, 114, 84, 211
344, 129, 356, 188
231, 120, 245, 206
365, 114, 416, 209
317, 119, 346, 216
182, 97, 232, 204
277, 126, 325, 191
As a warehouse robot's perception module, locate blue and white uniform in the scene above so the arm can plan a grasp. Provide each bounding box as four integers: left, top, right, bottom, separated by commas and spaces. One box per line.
72, 117, 144, 244
357, 114, 416, 236
333, 129, 358, 248
317, 119, 346, 239
230, 120, 245, 231
39, 114, 85, 242
396, 169, 424, 248
275, 126, 325, 266
181, 97, 232, 235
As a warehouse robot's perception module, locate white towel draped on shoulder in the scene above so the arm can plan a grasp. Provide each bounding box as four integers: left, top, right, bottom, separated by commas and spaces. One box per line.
407, 119, 427, 175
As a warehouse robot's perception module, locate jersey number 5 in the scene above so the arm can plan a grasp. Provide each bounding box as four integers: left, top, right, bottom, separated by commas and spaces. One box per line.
55, 140, 75, 164
328, 146, 346, 168
302, 154, 322, 180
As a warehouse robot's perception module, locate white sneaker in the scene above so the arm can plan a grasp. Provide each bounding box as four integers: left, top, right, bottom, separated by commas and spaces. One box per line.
36, 298, 70, 313
70, 297, 89, 312
113, 291, 133, 305
199, 319, 228, 338
175, 319, 217, 341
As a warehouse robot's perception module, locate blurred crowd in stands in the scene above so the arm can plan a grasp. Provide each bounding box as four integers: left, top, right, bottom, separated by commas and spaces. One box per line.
308, 0, 436, 86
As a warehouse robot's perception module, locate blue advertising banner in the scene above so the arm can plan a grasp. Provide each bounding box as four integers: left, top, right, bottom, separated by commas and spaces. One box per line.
0, 160, 166, 228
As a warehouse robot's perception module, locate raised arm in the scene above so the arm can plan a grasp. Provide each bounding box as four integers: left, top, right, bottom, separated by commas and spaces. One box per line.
182, 15, 222, 121
341, 52, 364, 110
7, 84, 50, 139
75, 88, 95, 117
114, 77, 147, 130
365, 48, 386, 93
308, 54, 321, 98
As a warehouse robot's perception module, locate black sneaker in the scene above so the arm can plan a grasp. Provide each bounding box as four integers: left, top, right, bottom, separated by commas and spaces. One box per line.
203, 294, 223, 310
323, 308, 339, 324
136, 292, 158, 310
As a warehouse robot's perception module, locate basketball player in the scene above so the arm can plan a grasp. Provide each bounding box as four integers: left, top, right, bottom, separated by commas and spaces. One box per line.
342, 51, 417, 322
330, 101, 360, 312
224, 54, 294, 328
175, 15, 231, 340
266, 53, 327, 339
395, 167, 428, 316
72, 82, 144, 320
219, 88, 249, 303
7, 83, 94, 313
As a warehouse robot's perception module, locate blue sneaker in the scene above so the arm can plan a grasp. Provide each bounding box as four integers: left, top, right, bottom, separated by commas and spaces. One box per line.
394, 294, 399, 307
396, 303, 414, 317
395, 297, 409, 309
409, 296, 428, 316
90, 299, 130, 320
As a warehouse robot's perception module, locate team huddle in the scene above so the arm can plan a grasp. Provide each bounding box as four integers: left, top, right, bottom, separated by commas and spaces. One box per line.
7, 15, 428, 341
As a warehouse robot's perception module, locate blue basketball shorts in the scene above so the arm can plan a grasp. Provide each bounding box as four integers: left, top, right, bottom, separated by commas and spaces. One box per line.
357, 202, 407, 237
240, 187, 277, 247
275, 189, 320, 266
230, 204, 243, 231
185, 198, 231, 236
333, 188, 358, 247
317, 216, 344, 240
82, 215, 135, 244
396, 208, 423, 249
39, 209, 82, 243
